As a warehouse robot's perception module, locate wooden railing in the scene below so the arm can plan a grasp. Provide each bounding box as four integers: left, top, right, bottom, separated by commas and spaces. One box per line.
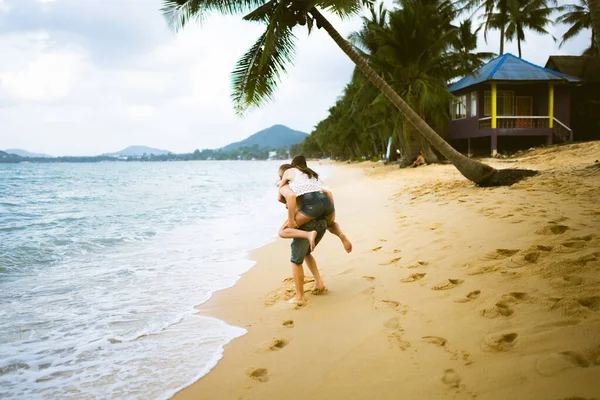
477, 116, 573, 142
479, 116, 550, 130
553, 118, 572, 142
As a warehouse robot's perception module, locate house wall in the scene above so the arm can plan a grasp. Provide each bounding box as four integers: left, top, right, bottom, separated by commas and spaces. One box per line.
554, 85, 571, 126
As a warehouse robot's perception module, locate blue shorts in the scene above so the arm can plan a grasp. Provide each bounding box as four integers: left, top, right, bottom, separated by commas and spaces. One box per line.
290, 219, 328, 264
299, 192, 335, 219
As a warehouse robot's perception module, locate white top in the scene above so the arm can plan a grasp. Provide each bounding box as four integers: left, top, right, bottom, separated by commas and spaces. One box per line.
289, 171, 323, 196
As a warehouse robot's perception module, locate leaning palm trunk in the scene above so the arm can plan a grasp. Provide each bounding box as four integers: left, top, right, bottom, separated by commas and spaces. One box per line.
590, 0, 600, 51
310, 8, 496, 184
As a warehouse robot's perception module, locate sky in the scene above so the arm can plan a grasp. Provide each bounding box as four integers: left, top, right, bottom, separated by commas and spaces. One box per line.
0, 0, 591, 156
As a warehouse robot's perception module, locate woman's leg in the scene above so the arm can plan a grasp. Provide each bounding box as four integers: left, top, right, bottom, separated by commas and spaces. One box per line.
325, 212, 353, 253
279, 218, 318, 251
304, 254, 327, 293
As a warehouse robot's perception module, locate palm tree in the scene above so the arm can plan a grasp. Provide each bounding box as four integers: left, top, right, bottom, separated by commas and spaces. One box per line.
474, 0, 511, 55
162, 0, 500, 184
591, 0, 600, 49
506, 0, 556, 57
557, 0, 597, 55
449, 20, 495, 77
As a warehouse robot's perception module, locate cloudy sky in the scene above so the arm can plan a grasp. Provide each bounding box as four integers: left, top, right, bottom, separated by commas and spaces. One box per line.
0, 0, 590, 156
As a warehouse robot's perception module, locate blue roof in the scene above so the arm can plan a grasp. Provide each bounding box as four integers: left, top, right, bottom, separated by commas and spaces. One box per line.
448, 53, 581, 93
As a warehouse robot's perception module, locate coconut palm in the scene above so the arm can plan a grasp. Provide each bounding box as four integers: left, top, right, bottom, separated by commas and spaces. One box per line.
473, 0, 511, 55
505, 0, 556, 58
449, 20, 495, 77
162, 0, 499, 184
557, 0, 597, 55
591, 0, 600, 49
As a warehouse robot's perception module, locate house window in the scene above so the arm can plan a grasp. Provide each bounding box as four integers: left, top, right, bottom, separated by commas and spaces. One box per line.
484, 90, 514, 116
452, 94, 467, 120
470, 92, 477, 117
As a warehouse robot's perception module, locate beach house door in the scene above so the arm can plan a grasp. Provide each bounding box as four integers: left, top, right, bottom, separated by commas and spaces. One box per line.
516, 96, 532, 128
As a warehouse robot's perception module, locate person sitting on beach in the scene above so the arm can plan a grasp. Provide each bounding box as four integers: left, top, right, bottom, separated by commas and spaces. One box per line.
277, 156, 352, 253
411, 151, 426, 168
279, 217, 328, 305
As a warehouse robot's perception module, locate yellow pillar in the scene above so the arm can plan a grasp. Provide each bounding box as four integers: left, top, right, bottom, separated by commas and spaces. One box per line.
491, 83, 497, 129
548, 83, 554, 128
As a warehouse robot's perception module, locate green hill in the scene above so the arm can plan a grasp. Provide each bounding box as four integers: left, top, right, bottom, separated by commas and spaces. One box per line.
221, 125, 307, 151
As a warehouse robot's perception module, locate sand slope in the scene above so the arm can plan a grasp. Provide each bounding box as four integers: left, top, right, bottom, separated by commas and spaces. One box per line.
174, 142, 600, 400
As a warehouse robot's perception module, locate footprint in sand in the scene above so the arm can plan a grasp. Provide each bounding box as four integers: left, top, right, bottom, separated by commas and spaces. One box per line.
454, 290, 481, 303
379, 257, 401, 266
481, 302, 514, 318
380, 300, 401, 309
441, 369, 461, 388
500, 292, 529, 303
481, 332, 518, 352
282, 320, 294, 328
467, 264, 499, 275
383, 316, 402, 330
268, 338, 289, 351
422, 336, 447, 347
363, 276, 376, 282
535, 351, 590, 376
552, 275, 584, 287
536, 224, 570, 235
408, 261, 429, 269
432, 279, 464, 291
511, 251, 542, 266
401, 273, 426, 283
246, 368, 269, 382
372, 246, 383, 252
578, 296, 600, 311
480, 248, 520, 261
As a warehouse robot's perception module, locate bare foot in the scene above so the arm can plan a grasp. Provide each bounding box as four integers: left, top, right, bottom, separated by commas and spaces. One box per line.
340, 234, 353, 253
312, 285, 328, 295
308, 230, 317, 252
287, 296, 306, 306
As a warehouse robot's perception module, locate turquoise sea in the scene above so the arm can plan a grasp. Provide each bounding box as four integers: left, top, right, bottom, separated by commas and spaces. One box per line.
0, 161, 322, 399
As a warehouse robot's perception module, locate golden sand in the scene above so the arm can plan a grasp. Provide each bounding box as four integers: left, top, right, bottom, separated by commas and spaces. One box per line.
174, 142, 600, 400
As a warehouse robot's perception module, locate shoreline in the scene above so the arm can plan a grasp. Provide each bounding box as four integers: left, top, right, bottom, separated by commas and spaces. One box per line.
173, 142, 600, 399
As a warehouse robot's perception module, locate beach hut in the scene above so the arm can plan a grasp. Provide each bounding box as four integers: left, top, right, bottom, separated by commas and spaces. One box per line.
545, 56, 600, 142
447, 53, 580, 156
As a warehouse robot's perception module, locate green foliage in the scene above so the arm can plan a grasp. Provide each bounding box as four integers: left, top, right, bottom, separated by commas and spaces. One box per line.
162, 0, 372, 114
557, 0, 597, 56
299, 0, 490, 162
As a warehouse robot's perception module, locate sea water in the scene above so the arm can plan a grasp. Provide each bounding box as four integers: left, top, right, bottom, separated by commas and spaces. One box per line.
0, 161, 330, 399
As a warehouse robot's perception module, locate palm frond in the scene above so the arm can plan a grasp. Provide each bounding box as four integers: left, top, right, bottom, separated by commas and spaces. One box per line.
231, 2, 296, 113
162, 0, 267, 31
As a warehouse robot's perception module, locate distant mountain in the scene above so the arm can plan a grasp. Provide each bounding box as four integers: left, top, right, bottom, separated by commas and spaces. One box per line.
4, 149, 51, 158
0, 150, 22, 161
221, 125, 308, 152
103, 146, 172, 157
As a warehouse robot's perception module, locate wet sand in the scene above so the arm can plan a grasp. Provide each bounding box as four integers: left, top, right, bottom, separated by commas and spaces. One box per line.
173, 142, 600, 400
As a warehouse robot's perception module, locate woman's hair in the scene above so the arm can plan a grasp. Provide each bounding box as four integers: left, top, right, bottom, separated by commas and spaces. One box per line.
291, 155, 307, 168
290, 154, 319, 180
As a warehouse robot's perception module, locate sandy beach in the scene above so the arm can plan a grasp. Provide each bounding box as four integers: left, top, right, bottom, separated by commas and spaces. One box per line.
174, 142, 600, 400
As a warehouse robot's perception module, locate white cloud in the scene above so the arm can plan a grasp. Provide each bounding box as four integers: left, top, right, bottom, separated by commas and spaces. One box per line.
0, 0, 9, 12
0, 50, 86, 101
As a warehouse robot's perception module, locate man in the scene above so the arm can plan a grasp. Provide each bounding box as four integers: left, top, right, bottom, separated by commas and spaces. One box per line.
411, 151, 426, 168
279, 218, 328, 305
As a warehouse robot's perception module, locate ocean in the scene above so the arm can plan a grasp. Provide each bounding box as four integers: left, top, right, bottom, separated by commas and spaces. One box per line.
0, 160, 329, 399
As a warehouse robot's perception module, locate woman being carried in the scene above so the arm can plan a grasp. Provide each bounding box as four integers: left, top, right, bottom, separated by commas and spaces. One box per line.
277, 156, 352, 253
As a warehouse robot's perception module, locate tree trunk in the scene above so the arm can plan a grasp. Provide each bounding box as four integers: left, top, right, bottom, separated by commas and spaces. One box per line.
310, 7, 496, 184
590, 0, 600, 51
517, 38, 521, 58
500, 25, 505, 55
